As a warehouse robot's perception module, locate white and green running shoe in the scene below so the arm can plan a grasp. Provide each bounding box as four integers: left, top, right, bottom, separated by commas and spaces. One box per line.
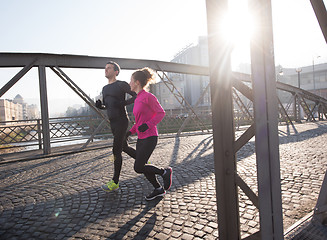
101, 180, 119, 192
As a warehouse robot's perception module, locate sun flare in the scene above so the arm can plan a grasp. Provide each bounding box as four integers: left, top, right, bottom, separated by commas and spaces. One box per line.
217, 1, 256, 69
220, 3, 255, 48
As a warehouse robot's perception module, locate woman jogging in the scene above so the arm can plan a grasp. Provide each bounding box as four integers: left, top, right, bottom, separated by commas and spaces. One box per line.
127, 67, 172, 201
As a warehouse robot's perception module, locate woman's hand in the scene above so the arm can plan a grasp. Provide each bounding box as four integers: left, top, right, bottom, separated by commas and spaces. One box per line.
138, 123, 149, 132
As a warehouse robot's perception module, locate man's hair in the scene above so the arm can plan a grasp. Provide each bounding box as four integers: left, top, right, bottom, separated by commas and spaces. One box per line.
107, 61, 121, 76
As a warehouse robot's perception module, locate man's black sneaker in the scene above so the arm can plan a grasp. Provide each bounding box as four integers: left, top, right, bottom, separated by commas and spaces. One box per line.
145, 188, 165, 201
162, 167, 172, 190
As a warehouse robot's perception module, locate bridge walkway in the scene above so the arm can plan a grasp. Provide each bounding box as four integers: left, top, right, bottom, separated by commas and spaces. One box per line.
0, 122, 327, 239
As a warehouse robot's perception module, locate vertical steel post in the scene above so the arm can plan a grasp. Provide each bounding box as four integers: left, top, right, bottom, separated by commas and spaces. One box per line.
293, 94, 297, 122
38, 65, 51, 154
249, 0, 284, 239
313, 59, 316, 91
206, 0, 240, 239
314, 170, 327, 223
37, 119, 42, 150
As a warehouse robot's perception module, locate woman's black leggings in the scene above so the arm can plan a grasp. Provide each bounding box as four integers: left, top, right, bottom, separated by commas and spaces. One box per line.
110, 116, 136, 183
134, 136, 164, 189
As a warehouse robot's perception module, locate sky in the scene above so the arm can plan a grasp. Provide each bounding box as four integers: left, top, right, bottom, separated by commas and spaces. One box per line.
1, 0, 327, 116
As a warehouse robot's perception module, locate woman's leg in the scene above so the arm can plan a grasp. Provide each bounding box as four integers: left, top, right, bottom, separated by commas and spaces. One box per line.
134, 136, 164, 188
122, 137, 136, 159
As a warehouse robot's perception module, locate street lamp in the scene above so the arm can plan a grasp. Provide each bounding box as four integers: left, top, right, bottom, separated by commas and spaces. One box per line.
295, 68, 303, 122
296, 68, 302, 88
313, 55, 321, 90
276, 68, 283, 81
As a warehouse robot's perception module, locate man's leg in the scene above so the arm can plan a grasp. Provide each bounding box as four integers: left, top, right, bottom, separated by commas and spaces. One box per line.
111, 118, 126, 184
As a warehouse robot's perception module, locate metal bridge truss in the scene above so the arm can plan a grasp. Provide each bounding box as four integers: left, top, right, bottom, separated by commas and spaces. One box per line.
3, 62, 325, 154
206, 0, 327, 239
49, 66, 111, 150
276, 82, 327, 123
0, 53, 210, 154
155, 69, 210, 135
1, 52, 327, 240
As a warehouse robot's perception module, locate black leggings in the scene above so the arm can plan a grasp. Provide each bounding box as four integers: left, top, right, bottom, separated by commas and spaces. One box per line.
134, 136, 164, 189
110, 117, 136, 183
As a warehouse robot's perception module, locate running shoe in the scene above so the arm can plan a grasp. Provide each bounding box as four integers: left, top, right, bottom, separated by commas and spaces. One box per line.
162, 167, 173, 191
101, 180, 119, 192
145, 188, 166, 201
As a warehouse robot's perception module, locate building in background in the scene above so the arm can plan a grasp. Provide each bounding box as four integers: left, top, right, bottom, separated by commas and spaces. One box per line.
0, 94, 40, 123
0, 99, 23, 122
26, 104, 40, 119
153, 36, 211, 116
13, 94, 27, 120
277, 63, 327, 99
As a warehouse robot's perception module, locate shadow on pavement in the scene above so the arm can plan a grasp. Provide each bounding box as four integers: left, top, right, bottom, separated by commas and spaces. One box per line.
0, 122, 326, 239
107, 199, 161, 240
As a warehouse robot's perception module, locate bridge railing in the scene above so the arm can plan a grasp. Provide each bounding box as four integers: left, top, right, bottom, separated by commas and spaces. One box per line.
0, 112, 214, 152
2, 102, 322, 154
0, 116, 111, 151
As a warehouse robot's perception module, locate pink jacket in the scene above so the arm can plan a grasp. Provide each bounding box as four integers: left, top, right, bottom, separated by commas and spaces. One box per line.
129, 90, 165, 139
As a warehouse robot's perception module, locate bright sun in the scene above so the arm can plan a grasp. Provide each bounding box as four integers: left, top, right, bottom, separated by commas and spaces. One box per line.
219, 1, 255, 68
221, 9, 254, 47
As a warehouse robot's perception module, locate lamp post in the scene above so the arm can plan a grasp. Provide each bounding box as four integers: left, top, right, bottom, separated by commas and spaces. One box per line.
296, 68, 302, 88
313, 55, 321, 90
276, 68, 283, 81
295, 68, 302, 122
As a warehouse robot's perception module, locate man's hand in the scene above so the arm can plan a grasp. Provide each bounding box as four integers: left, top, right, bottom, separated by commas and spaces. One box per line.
138, 123, 149, 132
125, 131, 132, 141
95, 99, 104, 109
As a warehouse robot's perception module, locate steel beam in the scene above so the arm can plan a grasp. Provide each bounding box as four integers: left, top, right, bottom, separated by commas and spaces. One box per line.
232, 88, 253, 120
314, 170, 327, 224
156, 70, 209, 134
232, 78, 254, 102
0, 53, 209, 76
234, 124, 255, 153
249, 0, 284, 239
50, 67, 109, 123
177, 83, 211, 135
81, 119, 107, 150
38, 65, 51, 154
0, 58, 37, 97
206, 0, 240, 239
310, 0, 327, 44
236, 174, 259, 209
277, 97, 295, 127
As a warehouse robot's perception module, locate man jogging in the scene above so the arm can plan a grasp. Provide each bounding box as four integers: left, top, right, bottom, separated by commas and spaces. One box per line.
96, 61, 137, 191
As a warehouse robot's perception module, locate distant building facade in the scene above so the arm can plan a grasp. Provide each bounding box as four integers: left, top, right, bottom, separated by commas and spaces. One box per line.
277, 63, 327, 99
153, 36, 211, 116
0, 94, 40, 123
0, 99, 23, 122
26, 104, 40, 119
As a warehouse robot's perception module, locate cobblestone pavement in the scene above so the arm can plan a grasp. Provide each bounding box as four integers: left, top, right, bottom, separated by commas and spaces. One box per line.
0, 122, 326, 239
